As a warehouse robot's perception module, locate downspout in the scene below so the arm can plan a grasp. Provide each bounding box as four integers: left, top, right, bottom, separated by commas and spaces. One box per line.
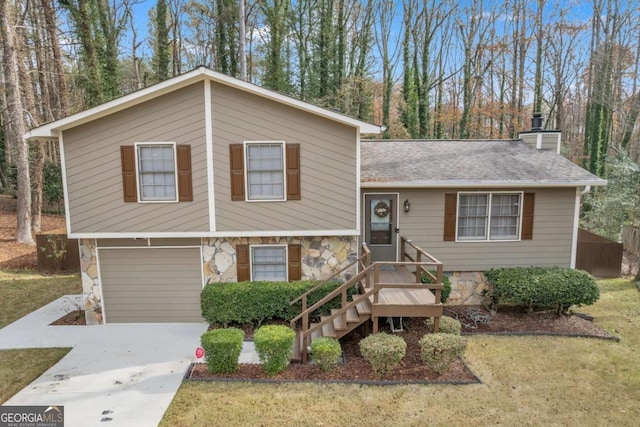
570, 185, 592, 268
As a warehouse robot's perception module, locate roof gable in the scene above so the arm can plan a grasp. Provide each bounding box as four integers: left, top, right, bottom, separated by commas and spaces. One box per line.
26, 67, 382, 139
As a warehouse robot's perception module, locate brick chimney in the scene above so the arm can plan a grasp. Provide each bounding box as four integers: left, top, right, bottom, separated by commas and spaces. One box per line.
518, 113, 561, 153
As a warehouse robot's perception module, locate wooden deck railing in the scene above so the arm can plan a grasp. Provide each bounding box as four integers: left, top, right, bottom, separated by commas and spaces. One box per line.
400, 237, 443, 284
290, 239, 445, 362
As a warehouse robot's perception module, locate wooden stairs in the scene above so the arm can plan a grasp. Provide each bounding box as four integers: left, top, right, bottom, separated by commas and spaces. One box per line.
291, 293, 372, 363
289, 239, 445, 364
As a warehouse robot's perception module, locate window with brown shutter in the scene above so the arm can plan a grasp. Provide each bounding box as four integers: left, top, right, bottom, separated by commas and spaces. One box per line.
521, 192, 535, 240
121, 143, 193, 203
236, 244, 250, 282
286, 144, 301, 200
177, 145, 193, 201
287, 244, 302, 281
120, 146, 138, 202
230, 142, 301, 201
229, 144, 245, 200
443, 193, 457, 241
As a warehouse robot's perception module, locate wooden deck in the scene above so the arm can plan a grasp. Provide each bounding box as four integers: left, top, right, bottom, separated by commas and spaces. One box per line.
366, 264, 442, 329
290, 238, 445, 362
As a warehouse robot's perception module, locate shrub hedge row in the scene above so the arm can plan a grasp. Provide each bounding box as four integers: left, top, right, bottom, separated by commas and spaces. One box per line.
484, 267, 600, 314
201, 280, 357, 326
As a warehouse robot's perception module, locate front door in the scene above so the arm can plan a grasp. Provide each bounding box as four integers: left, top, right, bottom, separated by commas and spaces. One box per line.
364, 194, 398, 262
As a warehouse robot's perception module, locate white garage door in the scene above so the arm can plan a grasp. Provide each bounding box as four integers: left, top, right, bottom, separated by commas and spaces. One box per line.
99, 247, 203, 323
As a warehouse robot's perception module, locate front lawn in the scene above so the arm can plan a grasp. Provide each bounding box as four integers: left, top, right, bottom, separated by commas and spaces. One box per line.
0, 270, 81, 328
0, 270, 80, 403
161, 278, 640, 426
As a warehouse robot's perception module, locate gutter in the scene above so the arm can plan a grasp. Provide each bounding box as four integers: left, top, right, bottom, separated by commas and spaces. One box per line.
361, 180, 607, 189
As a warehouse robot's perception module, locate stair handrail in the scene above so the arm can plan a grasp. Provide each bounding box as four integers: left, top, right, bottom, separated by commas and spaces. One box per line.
290, 263, 374, 325
288, 251, 367, 308
302, 286, 376, 340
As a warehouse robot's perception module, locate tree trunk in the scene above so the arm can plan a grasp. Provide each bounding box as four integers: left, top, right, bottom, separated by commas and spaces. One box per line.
31, 141, 45, 232
0, 0, 34, 244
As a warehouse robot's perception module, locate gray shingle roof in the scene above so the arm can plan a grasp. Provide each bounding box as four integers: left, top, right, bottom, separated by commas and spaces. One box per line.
361, 139, 606, 187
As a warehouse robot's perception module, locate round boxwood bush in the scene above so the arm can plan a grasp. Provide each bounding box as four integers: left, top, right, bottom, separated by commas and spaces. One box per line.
310, 337, 342, 372
425, 316, 462, 335
200, 327, 244, 374
253, 325, 296, 375
419, 333, 467, 374
359, 333, 406, 376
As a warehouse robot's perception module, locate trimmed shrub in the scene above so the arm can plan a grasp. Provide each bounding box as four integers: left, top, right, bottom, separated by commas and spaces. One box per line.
484, 267, 600, 314
200, 328, 244, 374
253, 325, 296, 375
359, 333, 406, 376
419, 333, 467, 374
201, 280, 357, 326
310, 337, 342, 372
421, 272, 452, 303
425, 316, 462, 335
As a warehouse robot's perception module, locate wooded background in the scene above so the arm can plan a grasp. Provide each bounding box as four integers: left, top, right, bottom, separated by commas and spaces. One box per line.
1, 0, 639, 246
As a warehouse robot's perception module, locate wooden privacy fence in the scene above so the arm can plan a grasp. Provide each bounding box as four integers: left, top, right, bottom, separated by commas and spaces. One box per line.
622, 226, 640, 256
575, 229, 622, 278
36, 230, 80, 274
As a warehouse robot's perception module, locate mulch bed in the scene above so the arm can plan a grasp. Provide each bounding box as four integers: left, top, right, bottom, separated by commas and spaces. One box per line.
0, 195, 66, 270
49, 310, 86, 326
186, 308, 618, 385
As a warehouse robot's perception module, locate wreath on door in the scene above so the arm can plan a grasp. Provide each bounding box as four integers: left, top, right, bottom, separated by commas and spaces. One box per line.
374, 201, 390, 218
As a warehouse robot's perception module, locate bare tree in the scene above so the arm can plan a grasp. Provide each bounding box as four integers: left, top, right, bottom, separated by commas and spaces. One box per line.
0, 0, 33, 244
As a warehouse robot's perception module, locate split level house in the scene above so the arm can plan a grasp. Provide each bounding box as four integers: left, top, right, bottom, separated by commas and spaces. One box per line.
26, 67, 606, 325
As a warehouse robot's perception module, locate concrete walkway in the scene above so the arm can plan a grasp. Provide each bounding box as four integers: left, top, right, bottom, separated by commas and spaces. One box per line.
0, 295, 259, 427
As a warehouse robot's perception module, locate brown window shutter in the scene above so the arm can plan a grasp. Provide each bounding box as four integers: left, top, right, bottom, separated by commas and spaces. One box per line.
443, 193, 457, 241
120, 146, 138, 202
288, 244, 302, 281
521, 192, 535, 240
177, 145, 193, 201
286, 144, 301, 200
229, 144, 245, 201
236, 244, 250, 282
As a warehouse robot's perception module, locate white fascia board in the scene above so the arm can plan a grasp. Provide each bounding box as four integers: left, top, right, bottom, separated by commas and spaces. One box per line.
361, 179, 608, 188
26, 68, 208, 139
26, 67, 383, 139
69, 230, 360, 239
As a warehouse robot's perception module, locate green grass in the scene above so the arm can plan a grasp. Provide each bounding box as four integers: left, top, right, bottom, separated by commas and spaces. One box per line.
0, 348, 71, 404
161, 279, 640, 426
0, 270, 82, 328
0, 270, 80, 403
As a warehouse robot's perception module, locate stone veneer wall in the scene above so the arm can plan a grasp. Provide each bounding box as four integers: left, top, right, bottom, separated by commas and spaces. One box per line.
203, 236, 358, 284
79, 239, 102, 325
446, 272, 491, 305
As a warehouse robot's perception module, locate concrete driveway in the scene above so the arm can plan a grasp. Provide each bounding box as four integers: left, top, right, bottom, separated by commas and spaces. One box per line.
0, 295, 208, 427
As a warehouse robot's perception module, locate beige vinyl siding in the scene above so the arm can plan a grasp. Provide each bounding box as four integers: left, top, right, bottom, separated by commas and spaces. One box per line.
99, 247, 203, 323
541, 133, 560, 151
366, 187, 576, 271
63, 82, 209, 233
519, 132, 561, 152
211, 82, 358, 232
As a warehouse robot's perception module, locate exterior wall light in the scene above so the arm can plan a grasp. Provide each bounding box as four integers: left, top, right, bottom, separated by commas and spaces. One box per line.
404, 199, 411, 213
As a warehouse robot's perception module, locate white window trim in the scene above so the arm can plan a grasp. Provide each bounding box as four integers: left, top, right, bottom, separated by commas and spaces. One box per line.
243, 141, 287, 202
134, 142, 179, 203
455, 191, 524, 242
249, 244, 288, 281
